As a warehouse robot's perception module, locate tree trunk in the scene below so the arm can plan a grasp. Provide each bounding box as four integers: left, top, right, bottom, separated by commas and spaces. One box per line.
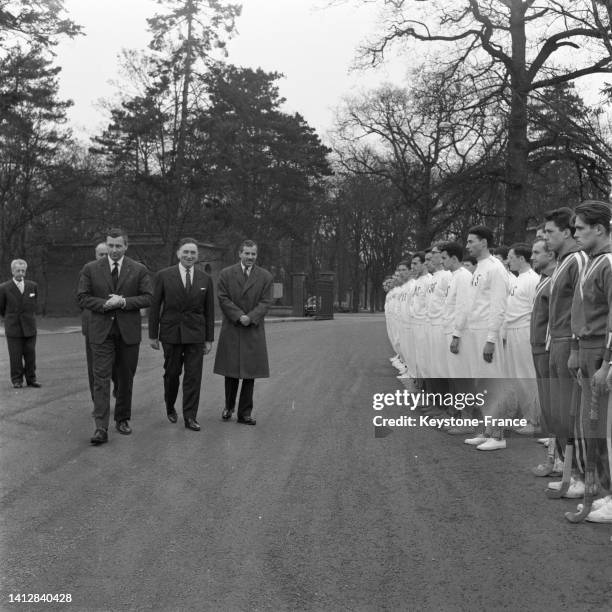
504, 1, 530, 244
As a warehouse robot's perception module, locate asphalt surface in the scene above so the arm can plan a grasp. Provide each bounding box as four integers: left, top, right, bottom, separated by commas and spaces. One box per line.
0, 314, 610, 612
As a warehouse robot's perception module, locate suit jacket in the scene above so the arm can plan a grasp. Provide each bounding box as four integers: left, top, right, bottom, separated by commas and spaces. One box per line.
148, 265, 215, 344
213, 263, 273, 379
77, 256, 153, 345
0, 279, 38, 337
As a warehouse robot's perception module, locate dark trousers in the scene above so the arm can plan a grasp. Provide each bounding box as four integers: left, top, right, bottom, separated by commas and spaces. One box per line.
224, 377, 255, 419
532, 350, 551, 435
578, 344, 611, 492
85, 335, 117, 402
549, 338, 584, 468
7, 335, 36, 384
162, 342, 204, 421
91, 325, 140, 430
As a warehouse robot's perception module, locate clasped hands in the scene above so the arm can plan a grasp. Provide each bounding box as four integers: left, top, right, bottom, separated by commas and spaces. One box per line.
239, 314, 251, 326
103, 293, 126, 310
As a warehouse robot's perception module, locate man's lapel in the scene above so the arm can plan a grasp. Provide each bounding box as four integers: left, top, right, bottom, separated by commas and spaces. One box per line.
100, 257, 113, 292
242, 266, 258, 295
233, 264, 245, 290
115, 258, 130, 293
171, 265, 185, 294
8, 281, 22, 302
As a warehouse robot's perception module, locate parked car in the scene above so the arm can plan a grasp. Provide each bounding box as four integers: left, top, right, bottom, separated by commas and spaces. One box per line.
304, 296, 317, 316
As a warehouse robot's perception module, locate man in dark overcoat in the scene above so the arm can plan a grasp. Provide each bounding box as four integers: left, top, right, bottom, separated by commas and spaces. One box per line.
77, 228, 153, 445
214, 240, 273, 425
148, 238, 215, 431
0, 259, 41, 388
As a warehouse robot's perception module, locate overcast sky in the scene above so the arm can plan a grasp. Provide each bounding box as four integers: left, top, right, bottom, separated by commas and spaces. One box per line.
54, 0, 609, 145
55, 0, 408, 142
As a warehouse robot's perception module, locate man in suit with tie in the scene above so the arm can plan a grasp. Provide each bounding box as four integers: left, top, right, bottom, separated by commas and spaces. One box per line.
214, 240, 273, 425
148, 238, 215, 431
0, 259, 41, 388
77, 228, 153, 445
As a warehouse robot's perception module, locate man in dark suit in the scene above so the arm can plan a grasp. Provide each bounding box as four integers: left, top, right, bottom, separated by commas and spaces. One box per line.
82, 242, 117, 401
148, 238, 215, 431
0, 259, 41, 388
214, 240, 273, 425
77, 228, 153, 445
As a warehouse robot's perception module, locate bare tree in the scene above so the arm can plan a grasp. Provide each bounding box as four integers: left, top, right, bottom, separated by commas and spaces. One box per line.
358, 0, 612, 242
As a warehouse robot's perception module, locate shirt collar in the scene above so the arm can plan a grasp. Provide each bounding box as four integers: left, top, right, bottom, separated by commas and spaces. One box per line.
108, 255, 124, 269
13, 277, 24, 285
241, 263, 252, 275
588, 243, 611, 259
179, 263, 193, 275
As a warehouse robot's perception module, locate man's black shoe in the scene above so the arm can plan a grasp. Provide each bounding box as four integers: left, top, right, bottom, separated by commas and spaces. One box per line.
26, 381, 41, 388
90, 428, 108, 445
221, 409, 232, 421
116, 420, 132, 435
167, 409, 178, 423
185, 418, 201, 431
12, 382, 22, 388
237, 416, 256, 426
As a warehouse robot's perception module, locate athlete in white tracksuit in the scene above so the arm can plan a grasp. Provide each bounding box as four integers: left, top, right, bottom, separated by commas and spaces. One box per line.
503, 244, 541, 427
426, 245, 452, 379
410, 253, 432, 379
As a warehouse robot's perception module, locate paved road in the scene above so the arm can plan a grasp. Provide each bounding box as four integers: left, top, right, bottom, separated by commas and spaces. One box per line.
0, 315, 610, 612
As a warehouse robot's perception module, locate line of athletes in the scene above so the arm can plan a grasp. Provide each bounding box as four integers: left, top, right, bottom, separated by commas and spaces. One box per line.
383, 201, 612, 524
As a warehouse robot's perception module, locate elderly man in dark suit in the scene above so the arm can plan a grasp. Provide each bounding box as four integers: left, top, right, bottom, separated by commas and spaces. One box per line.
148, 238, 215, 431
77, 228, 153, 445
214, 240, 273, 425
0, 259, 41, 388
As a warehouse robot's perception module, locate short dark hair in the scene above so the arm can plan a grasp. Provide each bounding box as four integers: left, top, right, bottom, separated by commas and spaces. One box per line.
573, 200, 611, 235
107, 227, 128, 244
464, 254, 477, 265
467, 225, 494, 248
397, 259, 411, 268
178, 237, 198, 249
544, 207, 575, 236
440, 242, 463, 261
509, 242, 532, 261
239, 239, 257, 252
493, 245, 509, 259
412, 251, 426, 265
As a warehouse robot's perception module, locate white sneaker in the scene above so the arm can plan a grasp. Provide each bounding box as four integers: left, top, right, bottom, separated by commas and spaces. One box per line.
563, 479, 586, 499
396, 373, 411, 379
586, 496, 612, 523
536, 438, 549, 445
547, 476, 580, 491
552, 458, 564, 474
578, 495, 612, 513
464, 434, 488, 446
477, 437, 507, 451
513, 424, 535, 435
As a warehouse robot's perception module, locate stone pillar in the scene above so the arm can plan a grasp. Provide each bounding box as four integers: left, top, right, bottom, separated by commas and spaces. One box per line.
315, 272, 335, 320
292, 272, 306, 317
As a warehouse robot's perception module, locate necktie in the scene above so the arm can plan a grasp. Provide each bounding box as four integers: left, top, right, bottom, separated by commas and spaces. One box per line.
243, 267, 249, 280
185, 267, 192, 291
18, 281, 24, 294
112, 262, 119, 291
